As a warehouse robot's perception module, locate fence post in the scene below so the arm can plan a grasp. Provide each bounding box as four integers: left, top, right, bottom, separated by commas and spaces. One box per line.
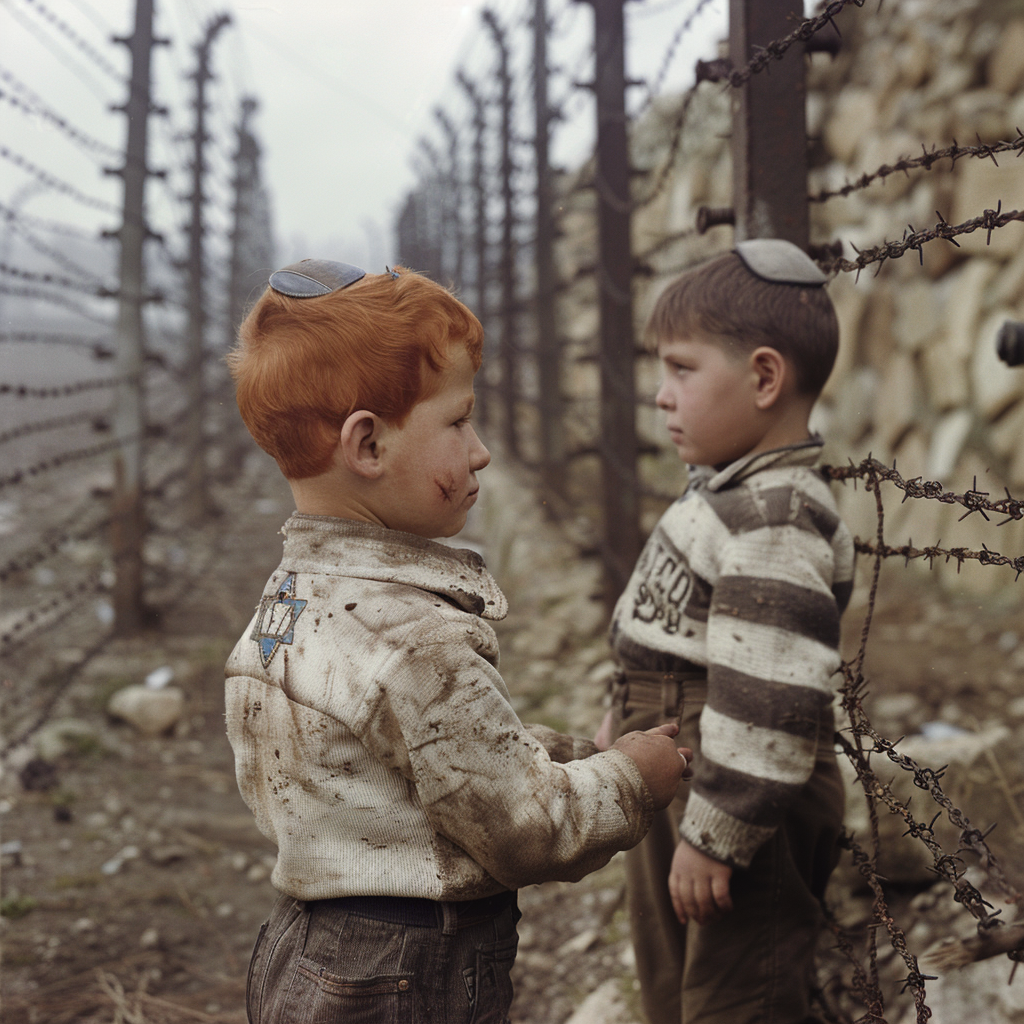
184, 13, 231, 523
435, 108, 465, 292
482, 9, 519, 460
579, 0, 640, 607
457, 72, 491, 430
729, 0, 809, 246
227, 96, 273, 349
533, 0, 565, 498
108, 0, 164, 632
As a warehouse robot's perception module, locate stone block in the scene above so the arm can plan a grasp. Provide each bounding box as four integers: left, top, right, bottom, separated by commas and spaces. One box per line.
920, 335, 969, 411
853, 282, 896, 368
951, 159, 1024, 258
988, 242, 1024, 310
942, 258, 999, 363
986, 19, 1024, 93
874, 352, 921, 448
107, 685, 185, 736
927, 409, 973, 480
972, 307, 1024, 419
821, 276, 866, 403
950, 89, 1011, 145
829, 366, 877, 447
824, 89, 878, 163
894, 277, 942, 353
987, 397, 1024, 463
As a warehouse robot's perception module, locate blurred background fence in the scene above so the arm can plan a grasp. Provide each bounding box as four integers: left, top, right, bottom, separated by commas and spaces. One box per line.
3, 0, 1024, 1019
1, 0, 274, 690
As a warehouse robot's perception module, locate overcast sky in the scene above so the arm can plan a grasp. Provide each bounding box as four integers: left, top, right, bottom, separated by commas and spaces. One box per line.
1, 0, 727, 275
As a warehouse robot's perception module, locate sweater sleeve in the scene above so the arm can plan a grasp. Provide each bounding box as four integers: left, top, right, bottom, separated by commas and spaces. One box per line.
347, 616, 653, 890
680, 486, 843, 868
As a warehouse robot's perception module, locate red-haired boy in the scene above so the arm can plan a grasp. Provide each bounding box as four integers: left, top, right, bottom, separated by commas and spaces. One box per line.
224, 260, 688, 1024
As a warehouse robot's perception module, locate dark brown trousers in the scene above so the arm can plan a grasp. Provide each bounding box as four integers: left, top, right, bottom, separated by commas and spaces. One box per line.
610, 674, 844, 1024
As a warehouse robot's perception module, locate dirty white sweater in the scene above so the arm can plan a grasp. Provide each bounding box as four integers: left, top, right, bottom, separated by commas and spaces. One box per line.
225, 515, 652, 902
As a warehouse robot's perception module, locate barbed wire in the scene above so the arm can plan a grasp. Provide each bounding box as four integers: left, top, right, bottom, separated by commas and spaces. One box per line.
851, 538, 1024, 580
0, 411, 111, 447
0, 203, 112, 286
825, 453, 1024, 1007
5, 209, 103, 242
0, 512, 111, 584
824, 456, 1024, 524
0, 261, 110, 296
0, 431, 143, 491
634, 84, 704, 210
0, 73, 121, 160
0, 331, 113, 357
0, 573, 106, 655
16, 0, 124, 84
0, 283, 113, 324
0, 144, 119, 214
3, 1, 113, 104
810, 131, 1024, 204
633, 0, 718, 117
0, 375, 130, 399
725, 0, 866, 89
823, 203, 1024, 277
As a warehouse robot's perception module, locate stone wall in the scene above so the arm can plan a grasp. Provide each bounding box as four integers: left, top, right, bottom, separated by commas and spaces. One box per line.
554, 0, 1024, 597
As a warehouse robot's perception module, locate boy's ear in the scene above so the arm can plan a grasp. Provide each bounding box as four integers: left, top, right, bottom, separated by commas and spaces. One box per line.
338, 410, 385, 479
749, 346, 787, 410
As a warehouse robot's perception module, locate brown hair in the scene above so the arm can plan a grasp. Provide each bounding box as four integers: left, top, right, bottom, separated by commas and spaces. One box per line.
227, 268, 483, 479
645, 251, 839, 394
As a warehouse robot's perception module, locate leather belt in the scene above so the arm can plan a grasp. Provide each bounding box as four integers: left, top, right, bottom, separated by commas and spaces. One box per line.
614, 667, 707, 718
323, 890, 517, 930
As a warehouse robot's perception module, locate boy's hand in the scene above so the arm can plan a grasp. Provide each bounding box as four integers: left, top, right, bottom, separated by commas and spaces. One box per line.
611, 724, 691, 810
668, 837, 733, 926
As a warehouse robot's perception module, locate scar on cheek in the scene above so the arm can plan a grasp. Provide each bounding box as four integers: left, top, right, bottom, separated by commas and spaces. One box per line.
436, 476, 456, 502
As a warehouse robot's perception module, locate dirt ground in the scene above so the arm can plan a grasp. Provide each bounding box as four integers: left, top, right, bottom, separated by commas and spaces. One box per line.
2, 452, 1023, 1024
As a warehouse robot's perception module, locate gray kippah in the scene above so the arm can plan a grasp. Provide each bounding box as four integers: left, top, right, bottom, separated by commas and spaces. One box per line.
269, 259, 366, 297
734, 239, 827, 286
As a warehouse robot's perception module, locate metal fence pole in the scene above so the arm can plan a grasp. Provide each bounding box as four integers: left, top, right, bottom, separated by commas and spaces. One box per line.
729, 0, 809, 246
184, 13, 231, 523
108, 0, 163, 632
533, 0, 565, 497
580, 0, 640, 606
483, 9, 519, 459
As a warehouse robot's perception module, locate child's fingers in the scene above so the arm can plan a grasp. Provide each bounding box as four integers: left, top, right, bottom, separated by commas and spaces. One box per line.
644, 722, 679, 737
711, 873, 733, 915
668, 874, 689, 925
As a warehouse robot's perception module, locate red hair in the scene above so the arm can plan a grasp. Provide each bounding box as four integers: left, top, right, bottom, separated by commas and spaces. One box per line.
227, 268, 483, 479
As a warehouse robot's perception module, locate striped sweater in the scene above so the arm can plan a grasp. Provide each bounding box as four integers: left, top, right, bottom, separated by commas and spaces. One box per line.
610, 438, 855, 868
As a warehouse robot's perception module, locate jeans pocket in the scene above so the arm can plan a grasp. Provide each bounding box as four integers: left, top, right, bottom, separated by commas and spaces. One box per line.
245, 921, 269, 1023
468, 933, 518, 1024
292, 959, 419, 1024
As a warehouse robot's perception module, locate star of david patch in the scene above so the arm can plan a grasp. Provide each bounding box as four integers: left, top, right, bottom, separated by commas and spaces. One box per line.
250, 573, 308, 668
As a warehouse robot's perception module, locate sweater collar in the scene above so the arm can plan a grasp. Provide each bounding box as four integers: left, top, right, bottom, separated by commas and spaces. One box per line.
690, 435, 824, 493
279, 514, 508, 620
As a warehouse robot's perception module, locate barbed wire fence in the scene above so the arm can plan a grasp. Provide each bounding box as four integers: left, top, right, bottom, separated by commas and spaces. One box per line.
397, 0, 1024, 1020
0, 0, 274, 758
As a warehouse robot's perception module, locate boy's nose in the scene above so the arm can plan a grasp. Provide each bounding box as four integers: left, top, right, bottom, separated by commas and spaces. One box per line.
655, 380, 674, 409
469, 427, 490, 471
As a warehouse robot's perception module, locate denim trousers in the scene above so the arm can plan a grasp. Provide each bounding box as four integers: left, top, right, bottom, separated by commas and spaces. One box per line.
611, 675, 845, 1024
246, 892, 521, 1024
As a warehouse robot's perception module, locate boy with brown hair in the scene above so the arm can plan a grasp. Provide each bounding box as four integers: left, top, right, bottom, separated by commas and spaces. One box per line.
595, 240, 856, 1024
224, 260, 689, 1024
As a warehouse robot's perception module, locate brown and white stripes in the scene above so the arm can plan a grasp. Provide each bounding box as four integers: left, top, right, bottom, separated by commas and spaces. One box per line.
610, 440, 855, 868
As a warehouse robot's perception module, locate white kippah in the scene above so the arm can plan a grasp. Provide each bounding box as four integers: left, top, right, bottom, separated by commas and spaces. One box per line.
734, 239, 827, 286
